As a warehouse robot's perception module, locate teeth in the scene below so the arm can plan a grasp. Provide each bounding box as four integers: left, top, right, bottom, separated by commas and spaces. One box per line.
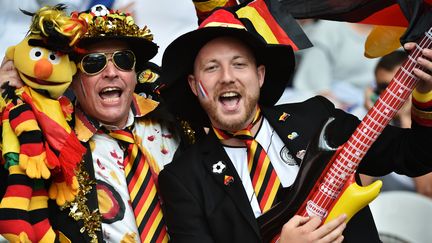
101, 87, 120, 93
221, 92, 238, 98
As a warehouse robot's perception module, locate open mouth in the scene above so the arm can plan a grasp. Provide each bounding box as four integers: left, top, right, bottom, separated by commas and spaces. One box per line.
99, 87, 123, 101
22, 73, 66, 86
219, 91, 241, 110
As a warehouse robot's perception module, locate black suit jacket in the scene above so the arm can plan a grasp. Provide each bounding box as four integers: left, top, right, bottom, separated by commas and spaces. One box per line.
48, 143, 104, 242
159, 96, 432, 243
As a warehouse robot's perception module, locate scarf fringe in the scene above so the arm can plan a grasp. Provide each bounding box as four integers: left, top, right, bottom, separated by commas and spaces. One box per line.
57, 132, 86, 185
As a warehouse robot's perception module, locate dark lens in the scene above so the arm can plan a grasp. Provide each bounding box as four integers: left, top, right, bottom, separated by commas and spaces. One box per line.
113, 51, 135, 71
82, 53, 107, 74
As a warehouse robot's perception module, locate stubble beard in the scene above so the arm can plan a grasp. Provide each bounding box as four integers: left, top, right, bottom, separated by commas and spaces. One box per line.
201, 93, 259, 132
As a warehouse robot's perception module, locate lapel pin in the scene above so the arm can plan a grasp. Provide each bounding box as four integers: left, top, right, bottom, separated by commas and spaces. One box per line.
224, 175, 234, 186
280, 146, 297, 166
288, 132, 299, 140
296, 149, 306, 160
212, 161, 226, 174
279, 112, 290, 122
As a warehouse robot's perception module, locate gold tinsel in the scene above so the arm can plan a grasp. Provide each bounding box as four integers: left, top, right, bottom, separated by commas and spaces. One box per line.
180, 120, 196, 144
60, 160, 101, 243
77, 11, 153, 41
29, 5, 87, 46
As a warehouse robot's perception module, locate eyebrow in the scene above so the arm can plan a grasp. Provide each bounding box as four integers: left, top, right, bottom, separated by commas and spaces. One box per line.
199, 54, 249, 68
232, 55, 246, 60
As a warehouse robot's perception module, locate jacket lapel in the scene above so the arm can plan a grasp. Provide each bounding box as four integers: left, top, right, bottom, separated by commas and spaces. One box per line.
201, 131, 262, 238
262, 105, 311, 165
81, 144, 104, 242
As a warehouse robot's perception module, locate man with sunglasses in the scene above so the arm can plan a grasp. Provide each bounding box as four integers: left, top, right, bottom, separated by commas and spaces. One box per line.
0, 5, 180, 242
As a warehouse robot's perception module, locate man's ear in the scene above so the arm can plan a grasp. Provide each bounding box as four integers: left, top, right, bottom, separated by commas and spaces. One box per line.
257, 65, 265, 88
188, 74, 198, 96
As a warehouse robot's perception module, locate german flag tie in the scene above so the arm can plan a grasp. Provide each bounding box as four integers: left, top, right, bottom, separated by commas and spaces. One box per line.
109, 127, 168, 243
213, 108, 281, 213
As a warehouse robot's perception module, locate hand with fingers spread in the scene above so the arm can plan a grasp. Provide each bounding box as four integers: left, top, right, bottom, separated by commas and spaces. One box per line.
279, 214, 347, 243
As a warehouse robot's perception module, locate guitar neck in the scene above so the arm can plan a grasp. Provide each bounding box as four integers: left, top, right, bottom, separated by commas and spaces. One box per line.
340, 28, 432, 178
302, 27, 432, 218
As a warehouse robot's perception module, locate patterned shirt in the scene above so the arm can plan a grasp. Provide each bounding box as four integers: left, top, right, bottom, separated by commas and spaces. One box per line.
74, 94, 180, 242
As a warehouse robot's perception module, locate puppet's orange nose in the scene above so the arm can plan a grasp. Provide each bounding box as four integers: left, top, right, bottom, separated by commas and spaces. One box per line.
34, 59, 53, 80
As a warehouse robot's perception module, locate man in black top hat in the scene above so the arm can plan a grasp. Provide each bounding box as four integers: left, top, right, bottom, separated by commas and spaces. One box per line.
157, 7, 432, 243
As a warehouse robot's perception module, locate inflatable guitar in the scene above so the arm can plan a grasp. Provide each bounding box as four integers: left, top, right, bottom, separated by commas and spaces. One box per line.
258, 26, 432, 242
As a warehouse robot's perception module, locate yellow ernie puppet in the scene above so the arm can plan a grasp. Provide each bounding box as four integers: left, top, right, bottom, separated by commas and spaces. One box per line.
0, 5, 86, 242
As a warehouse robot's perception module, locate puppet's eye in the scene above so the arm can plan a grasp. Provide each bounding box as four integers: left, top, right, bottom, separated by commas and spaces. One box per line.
48, 51, 61, 64
29, 47, 44, 61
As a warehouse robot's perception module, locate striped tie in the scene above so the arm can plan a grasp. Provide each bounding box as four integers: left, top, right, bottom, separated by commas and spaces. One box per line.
109, 127, 168, 243
213, 108, 281, 212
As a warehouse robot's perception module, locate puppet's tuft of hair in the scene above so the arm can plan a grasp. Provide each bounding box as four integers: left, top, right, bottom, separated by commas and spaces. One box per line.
21, 4, 87, 53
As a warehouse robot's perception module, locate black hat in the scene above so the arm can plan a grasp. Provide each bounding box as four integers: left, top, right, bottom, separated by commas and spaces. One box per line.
159, 9, 295, 127
73, 4, 158, 69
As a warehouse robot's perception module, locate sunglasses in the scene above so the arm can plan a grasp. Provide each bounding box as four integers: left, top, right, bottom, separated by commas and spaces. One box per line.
79, 50, 136, 75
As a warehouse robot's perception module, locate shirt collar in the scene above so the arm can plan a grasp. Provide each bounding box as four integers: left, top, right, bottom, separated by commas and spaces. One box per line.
74, 93, 159, 142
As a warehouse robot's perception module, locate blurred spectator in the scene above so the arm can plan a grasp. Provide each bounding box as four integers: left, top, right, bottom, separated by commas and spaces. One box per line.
284, 20, 378, 112
359, 50, 432, 199
362, 50, 411, 125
